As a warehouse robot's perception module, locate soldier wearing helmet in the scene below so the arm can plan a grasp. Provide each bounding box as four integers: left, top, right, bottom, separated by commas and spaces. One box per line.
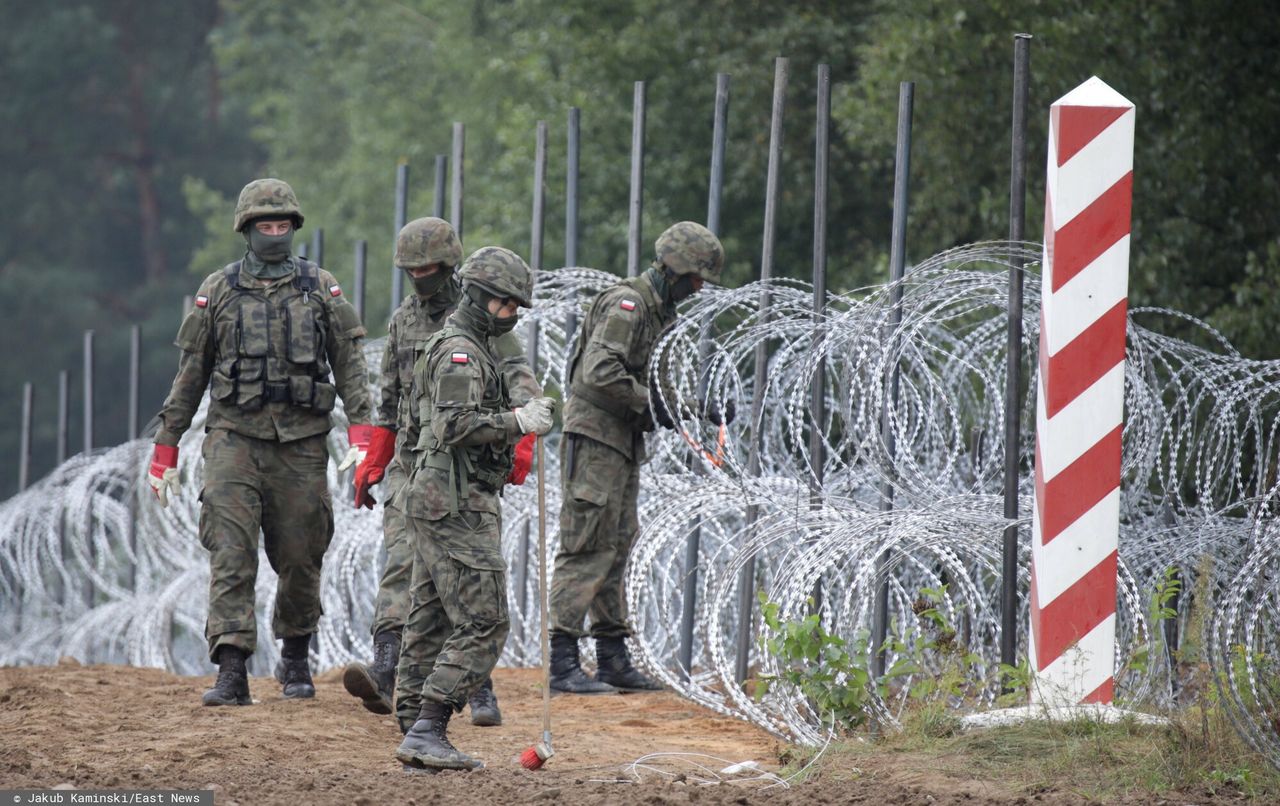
548, 221, 729, 694
392, 246, 556, 772
148, 178, 373, 706
341, 219, 536, 729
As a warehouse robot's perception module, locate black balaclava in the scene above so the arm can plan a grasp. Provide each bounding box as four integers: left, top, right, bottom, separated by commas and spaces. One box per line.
242, 218, 296, 279
407, 265, 453, 298
457, 284, 518, 337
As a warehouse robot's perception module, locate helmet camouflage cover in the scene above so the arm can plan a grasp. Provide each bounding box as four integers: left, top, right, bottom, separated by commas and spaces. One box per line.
395, 217, 463, 269
654, 221, 724, 283
459, 246, 534, 308
233, 178, 304, 232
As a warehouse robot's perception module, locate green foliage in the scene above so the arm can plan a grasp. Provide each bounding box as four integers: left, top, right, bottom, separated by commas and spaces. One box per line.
757, 593, 878, 731
757, 585, 984, 733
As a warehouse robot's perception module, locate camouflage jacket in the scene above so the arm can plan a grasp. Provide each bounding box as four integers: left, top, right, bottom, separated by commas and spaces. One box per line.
398, 316, 527, 520
376, 277, 539, 493
156, 257, 372, 446
563, 271, 674, 461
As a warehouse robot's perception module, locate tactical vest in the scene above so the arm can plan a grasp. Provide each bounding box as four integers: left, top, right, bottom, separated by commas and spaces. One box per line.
412, 325, 513, 515
208, 259, 338, 413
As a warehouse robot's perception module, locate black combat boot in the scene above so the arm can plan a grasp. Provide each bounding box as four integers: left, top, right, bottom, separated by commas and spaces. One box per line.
343, 631, 400, 714
548, 632, 617, 695
274, 635, 315, 699
467, 676, 502, 726
202, 645, 252, 706
395, 700, 482, 771
595, 636, 663, 691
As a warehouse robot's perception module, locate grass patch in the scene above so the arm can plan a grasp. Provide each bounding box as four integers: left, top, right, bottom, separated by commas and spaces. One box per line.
781, 703, 1280, 802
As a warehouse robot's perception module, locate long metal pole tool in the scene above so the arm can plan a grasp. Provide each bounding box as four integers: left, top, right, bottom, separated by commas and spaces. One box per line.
520, 435, 555, 769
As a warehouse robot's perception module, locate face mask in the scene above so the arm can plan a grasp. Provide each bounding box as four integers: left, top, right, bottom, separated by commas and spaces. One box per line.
247, 227, 294, 264
408, 267, 452, 298
461, 285, 520, 337
490, 313, 519, 336
668, 272, 698, 302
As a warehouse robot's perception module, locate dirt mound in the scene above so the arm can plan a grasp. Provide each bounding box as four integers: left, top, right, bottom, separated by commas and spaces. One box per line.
1, 664, 1067, 804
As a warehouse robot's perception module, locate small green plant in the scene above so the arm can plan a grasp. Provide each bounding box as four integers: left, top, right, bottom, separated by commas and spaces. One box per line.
756, 592, 879, 730
755, 585, 982, 732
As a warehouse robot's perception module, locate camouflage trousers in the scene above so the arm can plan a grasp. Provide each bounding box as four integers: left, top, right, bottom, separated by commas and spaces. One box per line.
370, 462, 412, 637
549, 434, 640, 639
395, 509, 509, 725
198, 428, 334, 661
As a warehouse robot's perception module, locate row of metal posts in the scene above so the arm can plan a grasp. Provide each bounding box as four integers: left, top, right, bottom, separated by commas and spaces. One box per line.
719, 38, 1033, 684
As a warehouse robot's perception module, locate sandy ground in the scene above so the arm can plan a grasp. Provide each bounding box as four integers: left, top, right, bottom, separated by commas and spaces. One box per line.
0, 661, 1172, 804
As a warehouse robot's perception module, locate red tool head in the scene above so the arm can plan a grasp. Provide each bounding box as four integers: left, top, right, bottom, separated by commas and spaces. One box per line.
519, 740, 554, 771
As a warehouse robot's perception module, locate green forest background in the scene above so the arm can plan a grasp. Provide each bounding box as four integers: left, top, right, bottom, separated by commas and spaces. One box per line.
3, 0, 1278, 494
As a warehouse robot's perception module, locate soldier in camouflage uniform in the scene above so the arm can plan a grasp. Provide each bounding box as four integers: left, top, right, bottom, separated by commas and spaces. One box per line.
147, 178, 374, 707
342, 218, 537, 727
549, 221, 728, 694
394, 247, 555, 771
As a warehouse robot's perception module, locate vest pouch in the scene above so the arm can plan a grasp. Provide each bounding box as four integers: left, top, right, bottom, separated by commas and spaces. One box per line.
235, 357, 265, 383
288, 375, 316, 408
312, 380, 336, 413
236, 378, 265, 411
236, 299, 270, 358
209, 369, 236, 402
285, 299, 319, 364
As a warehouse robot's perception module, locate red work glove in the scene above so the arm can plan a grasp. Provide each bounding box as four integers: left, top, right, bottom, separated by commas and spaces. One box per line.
338, 424, 374, 472
508, 432, 536, 485
354, 426, 397, 509
147, 444, 180, 508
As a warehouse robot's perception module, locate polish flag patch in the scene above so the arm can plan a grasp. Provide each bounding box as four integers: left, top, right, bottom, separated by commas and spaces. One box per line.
329, 284, 343, 297
451, 353, 470, 364
619, 299, 637, 311
194, 295, 209, 308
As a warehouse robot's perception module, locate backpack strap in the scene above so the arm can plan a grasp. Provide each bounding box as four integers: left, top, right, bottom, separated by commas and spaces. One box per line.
222, 260, 244, 289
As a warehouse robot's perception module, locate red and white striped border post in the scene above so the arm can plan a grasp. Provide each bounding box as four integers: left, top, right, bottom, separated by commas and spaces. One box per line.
1029, 77, 1135, 707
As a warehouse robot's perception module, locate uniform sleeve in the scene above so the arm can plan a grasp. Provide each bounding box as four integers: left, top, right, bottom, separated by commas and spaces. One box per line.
494, 330, 542, 408
430, 342, 523, 448
373, 316, 401, 429
322, 271, 373, 425
155, 277, 217, 446
578, 293, 649, 417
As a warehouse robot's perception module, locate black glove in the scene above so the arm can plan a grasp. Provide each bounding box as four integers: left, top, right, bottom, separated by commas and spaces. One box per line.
649, 385, 677, 430
702, 395, 736, 426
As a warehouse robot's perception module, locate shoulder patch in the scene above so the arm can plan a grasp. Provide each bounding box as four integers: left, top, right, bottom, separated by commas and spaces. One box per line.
451, 352, 470, 364
619, 299, 637, 311
194, 295, 209, 308
329, 284, 342, 297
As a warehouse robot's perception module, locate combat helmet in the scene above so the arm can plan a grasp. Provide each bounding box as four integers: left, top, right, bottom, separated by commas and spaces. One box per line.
654, 221, 723, 283
395, 217, 463, 269
233, 178, 304, 232
459, 247, 534, 308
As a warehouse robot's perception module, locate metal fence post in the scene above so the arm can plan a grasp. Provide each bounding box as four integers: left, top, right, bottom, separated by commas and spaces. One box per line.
1001, 32, 1033, 681
872, 81, 915, 681
353, 240, 368, 324
311, 227, 324, 267
392, 162, 410, 315
433, 154, 448, 219
19, 382, 32, 492
735, 57, 788, 685
809, 65, 832, 615
680, 71, 730, 682
451, 123, 466, 242
627, 81, 646, 278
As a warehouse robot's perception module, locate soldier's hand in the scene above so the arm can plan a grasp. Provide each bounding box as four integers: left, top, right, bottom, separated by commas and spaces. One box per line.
514, 396, 555, 436
147, 444, 181, 508
338, 424, 374, 471
649, 386, 677, 430
508, 433, 536, 485
701, 395, 736, 426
